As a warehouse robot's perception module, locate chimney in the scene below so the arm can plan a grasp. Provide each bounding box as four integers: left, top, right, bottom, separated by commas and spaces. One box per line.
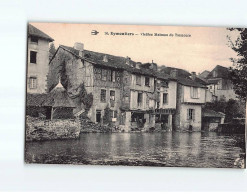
170, 69, 178, 78
73, 42, 84, 57
103, 55, 108, 62
191, 72, 196, 80
150, 60, 157, 71
126, 56, 131, 66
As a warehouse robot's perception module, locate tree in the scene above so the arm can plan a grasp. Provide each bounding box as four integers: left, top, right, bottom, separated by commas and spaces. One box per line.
227, 28, 247, 100
49, 43, 56, 61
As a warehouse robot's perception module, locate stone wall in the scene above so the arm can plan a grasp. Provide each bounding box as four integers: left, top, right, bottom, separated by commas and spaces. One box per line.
26, 116, 80, 141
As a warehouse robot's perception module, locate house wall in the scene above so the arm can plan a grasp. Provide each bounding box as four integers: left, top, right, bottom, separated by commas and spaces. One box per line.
175, 84, 203, 131
27, 38, 50, 93
87, 65, 123, 124
205, 89, 214, 102
179, 104, 202, 131
183, 85, 206, 104
159, 80, 177, 109
130, 74, 155, 92
215, 89, 237, 100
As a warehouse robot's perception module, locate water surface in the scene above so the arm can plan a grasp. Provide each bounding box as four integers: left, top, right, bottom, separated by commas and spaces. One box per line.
25, 132, 246, 168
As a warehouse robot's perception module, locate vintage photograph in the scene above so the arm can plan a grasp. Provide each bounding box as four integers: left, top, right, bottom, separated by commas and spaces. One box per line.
25, 23, 246, 168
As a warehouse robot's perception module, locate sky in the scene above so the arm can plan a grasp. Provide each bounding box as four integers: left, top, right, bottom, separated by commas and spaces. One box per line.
31, 22, 239, 74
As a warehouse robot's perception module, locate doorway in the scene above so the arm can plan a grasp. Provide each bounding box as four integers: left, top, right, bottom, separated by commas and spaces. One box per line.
96, 110, 101, 123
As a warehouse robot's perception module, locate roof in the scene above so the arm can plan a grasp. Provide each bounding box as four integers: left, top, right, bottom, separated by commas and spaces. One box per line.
59, 45, 158, 77
202, 109, 225, 118
207, 78, 221, 84
206, 65, 230, 79
198, 70, 210, 79
160, 66, 191, 78
177, 77, 207, 88
28, 24, 54, 42
26, 82, 75, 108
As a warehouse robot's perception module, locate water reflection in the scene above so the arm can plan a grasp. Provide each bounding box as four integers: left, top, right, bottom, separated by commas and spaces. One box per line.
25, 132, 246, 168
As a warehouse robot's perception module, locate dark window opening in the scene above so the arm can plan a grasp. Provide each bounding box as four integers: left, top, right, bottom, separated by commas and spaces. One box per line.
187, 109, 195, 120
145, 77, 150, 86
96, 110, 101, 123
163, 93, 168, 104
30, 51, 37, 64
30, 36, 38, 44
137, 93, 142, 107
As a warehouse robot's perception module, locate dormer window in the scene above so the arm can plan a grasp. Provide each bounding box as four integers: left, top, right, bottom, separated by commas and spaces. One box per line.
103, 55, 108, 62
30, 36, 38, 44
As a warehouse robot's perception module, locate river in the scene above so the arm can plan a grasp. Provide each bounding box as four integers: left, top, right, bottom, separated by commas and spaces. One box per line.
25, 132, 246, 168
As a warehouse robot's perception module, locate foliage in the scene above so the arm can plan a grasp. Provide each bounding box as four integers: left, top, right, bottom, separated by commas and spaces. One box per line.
205, 98, 245, 122
227, 28, 247, 100
103, 104, 112, 125
77, 83, 93, 112
49, 43, 56, 61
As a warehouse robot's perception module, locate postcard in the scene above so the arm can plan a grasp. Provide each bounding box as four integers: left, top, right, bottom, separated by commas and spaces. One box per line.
25, 23, 246, 168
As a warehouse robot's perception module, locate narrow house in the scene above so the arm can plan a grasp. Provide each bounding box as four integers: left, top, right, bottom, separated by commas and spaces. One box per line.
120, 62, 157, 131
155, 71, 177, 131
173, 71, 207, 131
27, 24, 54, 94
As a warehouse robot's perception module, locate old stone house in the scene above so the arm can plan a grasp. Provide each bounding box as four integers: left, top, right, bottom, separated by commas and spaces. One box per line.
206, 65, 237, 100
155, 71, 177, 131
173, 71, 208, 131
48, 43, 167, 131
27, 24, 54, 93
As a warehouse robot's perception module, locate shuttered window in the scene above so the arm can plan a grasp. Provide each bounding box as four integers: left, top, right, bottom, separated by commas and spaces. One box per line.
190, 87, 199, 98
29, 77, 37, 89
136, 75, 141, 86
187, 109, 195, 120
163, 93, 168, 104
102, 69, 107, 81
100, 89, 106, 102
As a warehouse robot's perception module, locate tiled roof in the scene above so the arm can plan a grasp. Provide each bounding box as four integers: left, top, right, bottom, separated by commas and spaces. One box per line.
26, 84, 75, 108
60, 45, 157, 77
28, 24, 54, 42
160, 66, 191, 78
202, 109, 225, 118
206, 65, 230, 79
177, 77, 207, 88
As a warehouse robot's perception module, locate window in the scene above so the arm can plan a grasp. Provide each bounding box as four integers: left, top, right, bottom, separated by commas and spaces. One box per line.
187, 109, 195, 120
191, 87, 199, 98
136, 75, 141, 86
111, 71, 116, 82
163, 93, 168, 104
145, 77, 150, 86
101, 69, 107, 81
100, 89, 106, 102
30, 51, 37, 64
111, 110, 118, 118
110, 90, 115, 101
29, 77, 37, 89
30, 36, 38, 44
137, 92, 142, 107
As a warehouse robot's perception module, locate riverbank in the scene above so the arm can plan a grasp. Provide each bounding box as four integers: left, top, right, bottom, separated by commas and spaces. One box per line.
25, 116, 80, 141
